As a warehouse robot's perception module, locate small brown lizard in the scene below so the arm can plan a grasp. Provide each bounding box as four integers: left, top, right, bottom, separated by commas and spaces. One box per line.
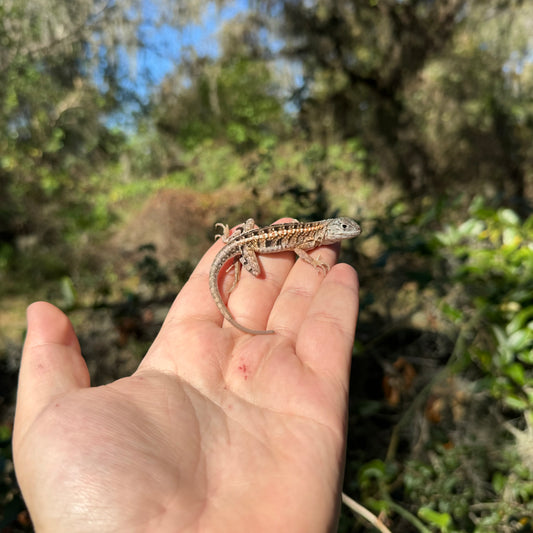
209, 217, 361, 335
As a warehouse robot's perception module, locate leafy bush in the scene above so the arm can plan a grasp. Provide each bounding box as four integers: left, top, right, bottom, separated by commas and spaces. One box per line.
434, 198, 533, 410
349, 198, 533, 531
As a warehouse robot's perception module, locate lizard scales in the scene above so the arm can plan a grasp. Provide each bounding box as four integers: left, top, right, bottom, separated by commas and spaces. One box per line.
209, 217, 361, 335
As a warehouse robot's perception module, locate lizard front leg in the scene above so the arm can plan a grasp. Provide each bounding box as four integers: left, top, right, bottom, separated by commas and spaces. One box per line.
294, 248, 330, 274
225, 259, 241, 294
239, 246, 261, 276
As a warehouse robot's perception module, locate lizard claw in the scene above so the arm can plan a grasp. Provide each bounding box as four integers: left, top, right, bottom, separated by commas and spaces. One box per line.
312, 255, 331, 274
214, 222, 231, 242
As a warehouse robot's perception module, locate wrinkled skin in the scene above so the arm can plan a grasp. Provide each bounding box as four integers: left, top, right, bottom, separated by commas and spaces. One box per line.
13, 219, 359, 533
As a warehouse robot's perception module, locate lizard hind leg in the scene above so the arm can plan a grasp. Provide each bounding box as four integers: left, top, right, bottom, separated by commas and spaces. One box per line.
215, 218, 255, 243
226, 260, 241, 294
214, 223, 232, 243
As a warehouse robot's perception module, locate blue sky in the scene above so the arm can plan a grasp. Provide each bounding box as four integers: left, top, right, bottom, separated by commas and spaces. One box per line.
134, 0, 248, 96
105, 0, 249, 128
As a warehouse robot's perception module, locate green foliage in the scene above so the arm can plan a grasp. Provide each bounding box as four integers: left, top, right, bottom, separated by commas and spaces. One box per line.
434, 198, 533, 408
257, 0, 533, 199
418, 508, 452, 533
218, 58, 283, 148
0, 23, 126, 288
404, 446, 481, 530
153, 56, 284, 152
403, 443, 533, 532
2, 0, 533, 530
350, 198, 533, 531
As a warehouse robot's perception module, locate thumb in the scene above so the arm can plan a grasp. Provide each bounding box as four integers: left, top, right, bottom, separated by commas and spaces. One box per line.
14, 302, 90, 437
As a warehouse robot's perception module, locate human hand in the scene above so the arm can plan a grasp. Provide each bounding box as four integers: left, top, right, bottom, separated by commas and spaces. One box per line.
13, 220, 359, 533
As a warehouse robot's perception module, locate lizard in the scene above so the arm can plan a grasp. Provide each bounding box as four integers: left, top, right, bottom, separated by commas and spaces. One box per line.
209, 217, 361, 335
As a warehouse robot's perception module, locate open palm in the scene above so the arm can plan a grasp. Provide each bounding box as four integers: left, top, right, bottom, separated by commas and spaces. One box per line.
13, 221, 359, 533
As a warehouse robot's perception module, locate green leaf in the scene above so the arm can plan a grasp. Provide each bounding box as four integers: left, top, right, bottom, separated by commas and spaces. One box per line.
492, 472, 506, 493
506, 308, 533, 335
503, 394, 528, 410
60, 276, 77, 310
502, 227, 520, 247
358, 459, 388, 489
441, 303, 464, 322
519, 348, 533, 365
359, 459, 387, 479
507, 329, 532, 351
418, 506, 452, 529
0, 424, 12, 441
498, 208, 520, 226
504, 362, 525, 386
458, 218, 484, 237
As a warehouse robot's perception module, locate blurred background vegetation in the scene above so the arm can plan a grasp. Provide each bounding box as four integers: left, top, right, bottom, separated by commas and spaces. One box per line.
0, 0, 532, 531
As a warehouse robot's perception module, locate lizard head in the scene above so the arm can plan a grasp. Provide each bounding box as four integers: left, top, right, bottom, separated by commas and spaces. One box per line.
322, 217, 362, 244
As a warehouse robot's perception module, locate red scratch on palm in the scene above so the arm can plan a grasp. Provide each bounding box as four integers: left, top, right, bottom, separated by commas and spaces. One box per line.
238, 363, 248, 380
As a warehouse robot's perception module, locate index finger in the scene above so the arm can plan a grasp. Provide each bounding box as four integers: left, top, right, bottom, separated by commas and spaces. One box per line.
162, 228, 230, 332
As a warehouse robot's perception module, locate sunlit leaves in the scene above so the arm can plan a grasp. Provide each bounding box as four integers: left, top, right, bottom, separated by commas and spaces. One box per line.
433, 198, 533, 412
